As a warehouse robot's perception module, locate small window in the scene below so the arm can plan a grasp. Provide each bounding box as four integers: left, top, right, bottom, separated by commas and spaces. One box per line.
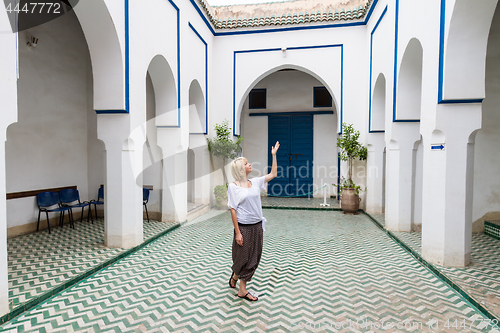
249, 89, 266, 109
313, 87, 332, 107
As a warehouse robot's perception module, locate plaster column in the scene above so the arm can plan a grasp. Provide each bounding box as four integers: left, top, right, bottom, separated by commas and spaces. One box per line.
366, 134, 385, 214
422, 105, 481, 267
385, 123, 420, 232
0, 20, 19, 316
190, 134, 210, 205
157, 128, 188, 223
98, 116, 144, 249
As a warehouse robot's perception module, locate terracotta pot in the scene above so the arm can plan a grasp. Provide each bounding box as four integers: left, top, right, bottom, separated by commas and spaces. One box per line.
216, 197, 228, 210
340, 188, 361, 215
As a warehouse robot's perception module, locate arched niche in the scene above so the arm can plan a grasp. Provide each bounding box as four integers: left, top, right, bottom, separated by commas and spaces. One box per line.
147, 54, 177, 127
188, 80, 206, 134
72, 0, 125, 110
442, 0, 498, 100
371, 73, 386, 131
396, 38, 423, 121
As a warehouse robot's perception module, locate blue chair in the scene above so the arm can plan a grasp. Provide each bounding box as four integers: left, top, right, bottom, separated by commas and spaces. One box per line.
90, 187, 104, 220
143, 188, 150, 222
59, 189, 92, 225
36, 192, 73, 234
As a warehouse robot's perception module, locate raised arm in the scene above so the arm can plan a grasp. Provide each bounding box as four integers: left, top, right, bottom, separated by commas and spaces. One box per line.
264, 141, 280, 183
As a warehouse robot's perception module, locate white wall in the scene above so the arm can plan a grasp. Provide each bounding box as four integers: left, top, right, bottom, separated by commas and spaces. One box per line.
240, 70, 338, 197
6, 12, 94, 228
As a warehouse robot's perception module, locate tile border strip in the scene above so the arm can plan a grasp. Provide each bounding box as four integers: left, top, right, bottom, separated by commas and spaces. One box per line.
0, 222, 181, 325
363, 211, 500, 324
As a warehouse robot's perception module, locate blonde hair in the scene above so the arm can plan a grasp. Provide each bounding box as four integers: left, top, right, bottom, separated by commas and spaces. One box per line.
231, 157, 247, 182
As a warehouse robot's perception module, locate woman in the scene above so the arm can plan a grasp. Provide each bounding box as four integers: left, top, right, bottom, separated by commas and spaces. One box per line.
227, 141, 280, 301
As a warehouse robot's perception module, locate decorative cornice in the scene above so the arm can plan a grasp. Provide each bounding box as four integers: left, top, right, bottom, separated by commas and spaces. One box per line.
196, 0, 373, 30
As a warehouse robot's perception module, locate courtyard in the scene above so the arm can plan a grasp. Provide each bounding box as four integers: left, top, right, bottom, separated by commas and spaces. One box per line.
1, 206, 498, 332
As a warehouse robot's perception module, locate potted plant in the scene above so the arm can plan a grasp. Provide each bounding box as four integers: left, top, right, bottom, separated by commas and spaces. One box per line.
207, 119, 243, 208
213, 184, 228, 209
334, 123, 367, 214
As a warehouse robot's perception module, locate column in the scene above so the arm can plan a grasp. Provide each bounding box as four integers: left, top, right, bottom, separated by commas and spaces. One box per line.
0, 19, 19, 316
385, 123, 420, 232
421, 104, 481, 267
366, 134, 385, 214
98, 116, 144, 249
157, 128, 188, 223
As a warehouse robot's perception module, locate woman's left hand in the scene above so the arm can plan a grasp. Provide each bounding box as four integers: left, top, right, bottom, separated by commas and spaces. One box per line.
271, 141, 280, 155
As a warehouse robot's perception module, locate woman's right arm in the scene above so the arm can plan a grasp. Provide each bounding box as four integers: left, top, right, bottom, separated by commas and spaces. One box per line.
231, 208, 243, 246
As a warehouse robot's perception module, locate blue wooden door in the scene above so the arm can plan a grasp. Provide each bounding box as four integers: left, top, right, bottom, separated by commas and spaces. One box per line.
268, 115, 313, 197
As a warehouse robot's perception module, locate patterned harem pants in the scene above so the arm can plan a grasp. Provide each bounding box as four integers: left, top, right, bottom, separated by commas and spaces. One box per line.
232, 221, 263, 282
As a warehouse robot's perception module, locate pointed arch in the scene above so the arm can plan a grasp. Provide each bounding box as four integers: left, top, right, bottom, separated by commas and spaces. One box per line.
73, 0, 126, 111
396, 38, 423, 121
236, 64, 339, 135
188, 80, 206, 134
371, 73, 386, 132
146, 54, 178, 127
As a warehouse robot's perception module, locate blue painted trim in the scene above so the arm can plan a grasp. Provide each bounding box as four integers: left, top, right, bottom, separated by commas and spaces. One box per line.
188, 0, 216, 35
394, 119, 420, 122
157, 125, 181, 128
392, 0, 399, 122
368, 6, 387, 133
125, 0, 129, 113
188, 22, 209, 135
232, 44, 343, 137
340, 44, 343, 135
437, 0, 483, 104
94, 0, 131, 114
188, 0, 380, 37
95, 110, 128, 114
250, 111, 334, 117
167, 0, 181, 127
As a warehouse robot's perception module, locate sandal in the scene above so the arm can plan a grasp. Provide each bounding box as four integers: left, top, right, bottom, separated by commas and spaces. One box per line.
238, 292, 258, 301
228, 273, 238, 288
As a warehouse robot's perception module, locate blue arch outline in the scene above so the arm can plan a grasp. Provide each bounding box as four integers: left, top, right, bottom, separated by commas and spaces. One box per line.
437, 0, 483, 104
188, 22, 209, 135
96, 0, 181, 119
232, 44, 343, 137
368, 6, 387, 133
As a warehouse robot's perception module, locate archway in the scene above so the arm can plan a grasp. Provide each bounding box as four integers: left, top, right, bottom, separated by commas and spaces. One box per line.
144, 54, 178, 222
386, 38, 423, 232
473, 1, 500, 232
396, 38, 423, 121
371, 73, 386, 131
366, 73, 386, 214
239, 68, 338, 198
188, 80, 210, 212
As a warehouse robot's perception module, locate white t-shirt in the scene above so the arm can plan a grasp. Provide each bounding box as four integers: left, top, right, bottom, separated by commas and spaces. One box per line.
227, 176, 267, 231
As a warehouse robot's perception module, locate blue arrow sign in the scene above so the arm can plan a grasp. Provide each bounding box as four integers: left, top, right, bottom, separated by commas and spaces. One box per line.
431, 144, 445, 150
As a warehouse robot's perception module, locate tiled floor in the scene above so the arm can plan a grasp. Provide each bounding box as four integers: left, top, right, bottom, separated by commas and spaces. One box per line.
2, 210, 497, 332
390, 228, 500, 320
7, 219, 176, 311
